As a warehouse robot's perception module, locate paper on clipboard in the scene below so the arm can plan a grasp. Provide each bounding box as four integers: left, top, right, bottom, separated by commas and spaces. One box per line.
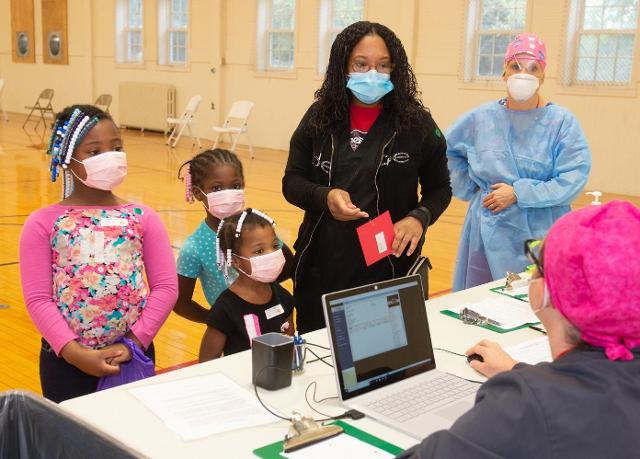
283, 433, 394, 459
447, 296, 539, 330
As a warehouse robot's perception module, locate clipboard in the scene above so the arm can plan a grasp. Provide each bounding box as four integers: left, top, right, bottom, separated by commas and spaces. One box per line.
253, 420, 403, 458
439, 310, 538, 334
490, 285, 529, 302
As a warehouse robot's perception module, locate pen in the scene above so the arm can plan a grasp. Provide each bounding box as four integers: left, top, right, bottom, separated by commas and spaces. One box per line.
529, 325, 547, 335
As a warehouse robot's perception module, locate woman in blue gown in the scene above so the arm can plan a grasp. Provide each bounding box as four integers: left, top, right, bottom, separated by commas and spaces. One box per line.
446, 33, 591, 291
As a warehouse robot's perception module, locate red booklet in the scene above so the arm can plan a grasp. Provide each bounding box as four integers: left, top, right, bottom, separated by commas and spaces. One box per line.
356, 211, 395, 266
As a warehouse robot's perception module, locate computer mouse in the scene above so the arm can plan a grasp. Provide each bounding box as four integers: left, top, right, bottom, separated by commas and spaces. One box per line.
467, 353, 484, 363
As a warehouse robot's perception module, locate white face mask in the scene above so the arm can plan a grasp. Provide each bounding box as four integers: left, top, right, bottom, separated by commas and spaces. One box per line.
531, 278, 550, 314
72, 151, 127, 191
507, 73, 540, 102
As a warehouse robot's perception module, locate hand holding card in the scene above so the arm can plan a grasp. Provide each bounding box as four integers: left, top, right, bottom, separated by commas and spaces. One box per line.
356, 211, 395, 266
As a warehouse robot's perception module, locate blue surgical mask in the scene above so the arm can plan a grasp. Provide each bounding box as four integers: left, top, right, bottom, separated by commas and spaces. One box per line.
346, 70, 394, 105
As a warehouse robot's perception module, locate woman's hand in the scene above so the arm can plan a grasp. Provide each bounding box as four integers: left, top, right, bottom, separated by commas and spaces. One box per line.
60, 341, 123, 377
327, 189, 369, 221
392, 216, 424, 257
483, 183, 517, 213
466, 340, 518, 378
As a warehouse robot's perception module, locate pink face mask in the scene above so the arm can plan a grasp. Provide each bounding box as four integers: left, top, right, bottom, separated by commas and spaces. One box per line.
72, 151, 127, 191
200, 188, 245, 219
234, 248, 285, 283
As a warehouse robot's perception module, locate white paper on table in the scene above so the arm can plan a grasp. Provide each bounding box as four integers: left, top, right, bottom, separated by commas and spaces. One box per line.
504, 337, 552, 365
450, 296, 539, 329
501, 282, 530, 299
128, 373, 277, 441
283, 433, 395, 459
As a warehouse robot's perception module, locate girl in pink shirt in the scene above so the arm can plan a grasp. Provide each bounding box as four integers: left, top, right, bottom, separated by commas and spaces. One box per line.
19, 104, 178, 402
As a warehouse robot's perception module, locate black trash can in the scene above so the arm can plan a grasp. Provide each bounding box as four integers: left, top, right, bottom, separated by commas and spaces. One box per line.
0, 390, 143, 459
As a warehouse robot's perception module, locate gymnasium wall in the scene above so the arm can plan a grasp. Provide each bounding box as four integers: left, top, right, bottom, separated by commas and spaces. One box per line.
0, 0, 639, 195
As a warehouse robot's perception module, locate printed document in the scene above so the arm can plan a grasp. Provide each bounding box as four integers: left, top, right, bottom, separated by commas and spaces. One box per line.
129, 373, 276, 441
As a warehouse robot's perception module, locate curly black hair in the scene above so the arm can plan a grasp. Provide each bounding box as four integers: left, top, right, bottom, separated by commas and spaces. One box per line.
309, 21, 427, 134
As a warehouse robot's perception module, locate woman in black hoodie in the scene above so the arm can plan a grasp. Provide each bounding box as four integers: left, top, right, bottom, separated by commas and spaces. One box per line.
283, 21, 452, 332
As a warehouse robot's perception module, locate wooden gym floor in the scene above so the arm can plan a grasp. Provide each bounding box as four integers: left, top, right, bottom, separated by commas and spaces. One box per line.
1, 112, 638, 394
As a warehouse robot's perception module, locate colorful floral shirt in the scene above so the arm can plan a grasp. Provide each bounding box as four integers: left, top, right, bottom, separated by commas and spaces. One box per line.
20, 203, 178, 355
51, 208, 148, 348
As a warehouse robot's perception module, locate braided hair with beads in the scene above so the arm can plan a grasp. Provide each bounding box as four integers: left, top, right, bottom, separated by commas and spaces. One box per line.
178, 149, 244, 203
215, 208, 276, 281
47, 104, 113, 198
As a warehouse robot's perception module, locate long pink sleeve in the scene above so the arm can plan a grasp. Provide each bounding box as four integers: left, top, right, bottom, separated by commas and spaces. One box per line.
129, 205, 178, 348
20, 207, 78, 355
19, 203, 178, 355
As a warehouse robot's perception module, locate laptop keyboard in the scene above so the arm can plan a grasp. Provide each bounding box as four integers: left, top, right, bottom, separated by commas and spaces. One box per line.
365, 373, 477, 423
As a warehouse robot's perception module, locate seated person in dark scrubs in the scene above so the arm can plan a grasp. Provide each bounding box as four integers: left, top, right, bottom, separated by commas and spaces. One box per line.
397, 200, 640, 458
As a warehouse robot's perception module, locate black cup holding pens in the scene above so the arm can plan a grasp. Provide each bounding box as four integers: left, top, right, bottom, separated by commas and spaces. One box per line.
252, 333, 293, 390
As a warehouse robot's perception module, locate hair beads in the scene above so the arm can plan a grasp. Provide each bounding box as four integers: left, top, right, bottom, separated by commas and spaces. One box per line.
214, 208, 277, 282
183, 164, 194, 203
46, 106, 104, 198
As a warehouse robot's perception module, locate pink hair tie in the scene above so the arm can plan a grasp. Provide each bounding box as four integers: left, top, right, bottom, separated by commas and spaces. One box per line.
184, 164, 194, 203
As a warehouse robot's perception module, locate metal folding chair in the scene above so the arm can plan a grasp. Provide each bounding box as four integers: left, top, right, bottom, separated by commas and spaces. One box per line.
166, 95, 202, 148
94, 94, 113, 114
23, 89, 55, 130
212, 100, 254, 158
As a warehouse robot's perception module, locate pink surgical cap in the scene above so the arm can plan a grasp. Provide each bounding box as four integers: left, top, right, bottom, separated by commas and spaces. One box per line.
544, 200, 640, 361
504, 33, 547, 70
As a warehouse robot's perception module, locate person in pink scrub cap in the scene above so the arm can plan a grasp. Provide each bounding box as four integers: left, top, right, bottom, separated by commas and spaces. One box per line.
398, 200, 640, 458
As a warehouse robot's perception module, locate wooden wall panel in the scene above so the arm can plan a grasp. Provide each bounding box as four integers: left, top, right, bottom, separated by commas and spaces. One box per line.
41, 0, 68, 65
10, 0, 36, 63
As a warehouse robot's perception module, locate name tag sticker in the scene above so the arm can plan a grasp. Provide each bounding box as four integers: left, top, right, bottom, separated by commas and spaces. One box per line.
375, 231, 388, 253
99, 217, 128, 227
265, 304, 285, 320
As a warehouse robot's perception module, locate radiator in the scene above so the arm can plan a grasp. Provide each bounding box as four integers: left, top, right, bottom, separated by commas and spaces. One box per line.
118, 82, 176, 132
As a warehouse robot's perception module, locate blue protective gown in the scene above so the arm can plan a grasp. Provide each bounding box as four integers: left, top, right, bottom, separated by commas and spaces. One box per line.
446, 101, 591, 291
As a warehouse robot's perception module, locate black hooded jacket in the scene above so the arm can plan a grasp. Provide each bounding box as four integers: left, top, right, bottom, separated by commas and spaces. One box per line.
282, 103, 452, 330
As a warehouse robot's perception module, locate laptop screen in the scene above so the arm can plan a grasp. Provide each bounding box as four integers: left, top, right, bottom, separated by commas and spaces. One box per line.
323, 275, 436, 401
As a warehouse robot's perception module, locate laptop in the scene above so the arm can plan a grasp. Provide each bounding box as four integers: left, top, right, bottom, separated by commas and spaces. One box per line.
322, 275, 478, 439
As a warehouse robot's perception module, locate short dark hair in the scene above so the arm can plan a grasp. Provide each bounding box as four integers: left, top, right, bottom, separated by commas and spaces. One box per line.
178, 148, 244, 192
218, 209, 274, 256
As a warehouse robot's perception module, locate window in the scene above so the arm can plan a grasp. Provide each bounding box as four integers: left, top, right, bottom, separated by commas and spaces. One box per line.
115, 0, 143, 64
318, 0, 365, 73
169, 0, 188, 64
158, 0, 189, 66
464, 0, 528, 81
568, 0, 638, 85
257, 0, 296, 71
